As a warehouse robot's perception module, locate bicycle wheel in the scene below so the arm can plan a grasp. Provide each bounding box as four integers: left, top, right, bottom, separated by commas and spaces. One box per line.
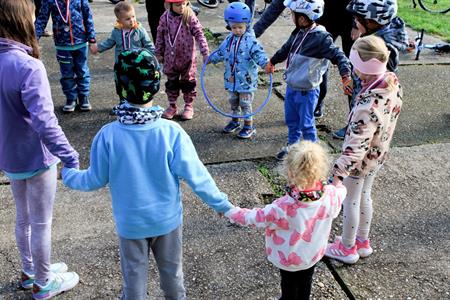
418, 0, 450, 13
197, 0, 220, 8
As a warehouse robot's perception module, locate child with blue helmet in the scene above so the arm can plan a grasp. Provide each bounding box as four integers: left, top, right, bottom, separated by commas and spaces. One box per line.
265, 0, 352, 159
208, 2, 269, 139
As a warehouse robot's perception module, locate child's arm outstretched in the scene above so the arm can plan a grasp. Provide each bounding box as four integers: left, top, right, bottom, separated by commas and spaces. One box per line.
62, 131, 109, 191
97, 31, 116, 54
318, 34, 352, 95
189, 14, 209, 63
249, 38, 269, 69
267, 30, 297, 69
225, 201, 288, 230
208, 37, 229, 65
171, 130, 233, 213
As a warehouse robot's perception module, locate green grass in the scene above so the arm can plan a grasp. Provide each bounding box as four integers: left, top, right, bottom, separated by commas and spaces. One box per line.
257, 164, 286, 200
398, 0, 450, 42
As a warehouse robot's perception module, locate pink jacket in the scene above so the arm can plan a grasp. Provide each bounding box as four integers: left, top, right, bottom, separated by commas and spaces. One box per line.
333, 72, 403, 178
155, 10, 209, 76
225, 184, 347, 271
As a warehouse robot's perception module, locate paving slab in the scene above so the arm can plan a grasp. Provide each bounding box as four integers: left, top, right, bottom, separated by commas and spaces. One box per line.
328, 143, 450, 299
0, 161, 347, 299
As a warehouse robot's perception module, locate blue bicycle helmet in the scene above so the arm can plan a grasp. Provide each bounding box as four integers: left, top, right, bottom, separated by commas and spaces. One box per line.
224, 2, 252, 24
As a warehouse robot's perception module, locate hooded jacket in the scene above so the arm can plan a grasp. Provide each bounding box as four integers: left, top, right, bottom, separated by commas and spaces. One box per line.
35, 0, 96, 46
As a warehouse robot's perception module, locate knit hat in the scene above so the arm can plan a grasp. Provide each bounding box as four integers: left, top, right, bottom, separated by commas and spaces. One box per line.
114, 49, 161, 104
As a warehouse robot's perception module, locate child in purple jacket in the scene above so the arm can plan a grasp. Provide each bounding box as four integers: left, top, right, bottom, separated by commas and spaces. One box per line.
0, 0, 79, 298
155, 0, 209, 121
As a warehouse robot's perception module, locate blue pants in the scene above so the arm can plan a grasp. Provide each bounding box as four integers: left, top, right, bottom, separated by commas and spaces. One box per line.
118, 226, 186, 300
284, 86, 319, 144
56, 46, 90, 101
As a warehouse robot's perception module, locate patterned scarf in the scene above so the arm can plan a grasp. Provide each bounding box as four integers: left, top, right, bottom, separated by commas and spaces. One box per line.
113, 102, 163, 125
286, 181, 326, 202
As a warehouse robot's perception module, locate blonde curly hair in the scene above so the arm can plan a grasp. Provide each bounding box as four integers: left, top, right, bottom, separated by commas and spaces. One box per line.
281, 141, 330, 189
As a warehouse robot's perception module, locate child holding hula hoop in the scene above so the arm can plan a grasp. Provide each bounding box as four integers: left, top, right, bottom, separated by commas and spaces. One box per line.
208, 2, 269, 139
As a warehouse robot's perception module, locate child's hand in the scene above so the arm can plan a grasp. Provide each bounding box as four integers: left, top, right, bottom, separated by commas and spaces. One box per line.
89, 43, 98, 54
331, 175, 343, 186
351, 28, 361, 41
203, 54, 209, 65
341, 75, 353, 96
265, 61, 275, 74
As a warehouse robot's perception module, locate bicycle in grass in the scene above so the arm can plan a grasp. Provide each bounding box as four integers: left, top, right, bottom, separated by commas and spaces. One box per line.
412, 0, 450, 14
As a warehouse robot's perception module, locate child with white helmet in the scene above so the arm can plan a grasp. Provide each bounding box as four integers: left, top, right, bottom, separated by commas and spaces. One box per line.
332, 0, 409, 139
265, 0, 352, 160
209, 2, 269, 139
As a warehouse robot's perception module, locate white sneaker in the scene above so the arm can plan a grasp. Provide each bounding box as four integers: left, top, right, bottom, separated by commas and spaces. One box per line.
21, 262, 68, 289
32, 272, 79, 300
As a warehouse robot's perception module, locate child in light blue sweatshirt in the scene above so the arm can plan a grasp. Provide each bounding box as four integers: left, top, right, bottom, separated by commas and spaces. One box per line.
61, 48, 232, 299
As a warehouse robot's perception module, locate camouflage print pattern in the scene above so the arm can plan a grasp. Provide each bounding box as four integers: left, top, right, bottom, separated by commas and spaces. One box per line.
114, 49, 161, 104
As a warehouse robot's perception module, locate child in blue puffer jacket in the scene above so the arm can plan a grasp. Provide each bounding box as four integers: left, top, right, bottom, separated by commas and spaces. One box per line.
35, 0, 97, 113
209, 2, 269, 139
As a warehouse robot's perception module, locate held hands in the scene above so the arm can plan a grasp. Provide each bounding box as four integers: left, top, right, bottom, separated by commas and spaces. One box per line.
265, 61, 275, 74
341, 75, 353, 96
89, 43, 98, 55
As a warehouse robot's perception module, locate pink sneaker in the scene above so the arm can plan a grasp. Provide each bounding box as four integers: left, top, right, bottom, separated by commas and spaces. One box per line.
162, 105, 178, 119
355, 237, 373, 258
181, 106, 193, 120
325, 237, 359, 264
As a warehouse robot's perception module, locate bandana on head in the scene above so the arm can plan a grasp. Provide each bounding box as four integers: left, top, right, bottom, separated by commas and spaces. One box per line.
114, 49, 161, 105
349, 49, 387, 75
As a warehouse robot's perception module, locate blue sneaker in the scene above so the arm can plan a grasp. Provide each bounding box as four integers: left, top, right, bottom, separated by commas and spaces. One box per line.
32, 272, 79, 300
223, 121, 241, 133
237, 125, 256, 139
332, 127, 346, 140
21, 262, 68, 290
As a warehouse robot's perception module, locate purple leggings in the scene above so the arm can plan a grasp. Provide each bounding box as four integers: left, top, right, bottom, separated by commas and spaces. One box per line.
10, 166, 56, 285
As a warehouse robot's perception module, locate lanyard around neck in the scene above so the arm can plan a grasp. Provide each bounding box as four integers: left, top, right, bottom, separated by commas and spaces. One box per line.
121, 29, 134, 50
166, 13, 183, 49
55, 0, 70, 24
228, 35, 243, 73
287, 25, 315, 68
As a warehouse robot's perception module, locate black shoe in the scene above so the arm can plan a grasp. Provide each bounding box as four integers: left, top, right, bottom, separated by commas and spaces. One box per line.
109, 0, 122, 4
79, 96, 92, 111
62, 99, 77, 113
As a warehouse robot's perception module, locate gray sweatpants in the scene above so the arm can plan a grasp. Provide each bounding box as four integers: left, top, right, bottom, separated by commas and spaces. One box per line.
119, 226, 186, 300
10, 166, 57, 286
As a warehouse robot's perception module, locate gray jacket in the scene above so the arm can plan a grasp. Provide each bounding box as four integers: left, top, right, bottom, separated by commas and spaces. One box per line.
271, 25, 350, 91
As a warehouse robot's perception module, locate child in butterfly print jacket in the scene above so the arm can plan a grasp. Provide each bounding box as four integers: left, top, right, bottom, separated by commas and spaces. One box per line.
225, 141, 347, 298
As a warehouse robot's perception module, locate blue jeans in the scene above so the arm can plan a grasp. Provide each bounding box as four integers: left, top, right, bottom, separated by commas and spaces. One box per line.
284, 86, 319, 144
56, 46, 90, 101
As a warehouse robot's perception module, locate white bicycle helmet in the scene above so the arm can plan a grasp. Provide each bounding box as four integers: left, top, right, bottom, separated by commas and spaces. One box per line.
346, 0, 398, 25
283, 0, 324, 21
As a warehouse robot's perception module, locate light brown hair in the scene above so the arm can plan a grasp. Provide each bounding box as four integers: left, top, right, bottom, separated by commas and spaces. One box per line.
0, 0, 40, 58
281, 141, 330, 189
114, 1, 134, 19
165, 0, 194, 27
352, 35, 395, 90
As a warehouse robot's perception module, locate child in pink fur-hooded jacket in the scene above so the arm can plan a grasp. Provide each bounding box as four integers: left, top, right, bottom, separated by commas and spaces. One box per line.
225, 141, 347, 298
155, 0, 209, 121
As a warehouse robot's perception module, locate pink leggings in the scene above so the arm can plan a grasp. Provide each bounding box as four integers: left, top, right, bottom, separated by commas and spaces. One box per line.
10, 166, 56, 286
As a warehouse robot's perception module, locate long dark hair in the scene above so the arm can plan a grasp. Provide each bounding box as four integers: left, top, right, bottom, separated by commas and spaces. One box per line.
0, 0, 40, 58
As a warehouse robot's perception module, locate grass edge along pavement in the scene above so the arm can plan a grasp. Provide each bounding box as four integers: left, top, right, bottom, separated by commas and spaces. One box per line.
398, 0, 450, 42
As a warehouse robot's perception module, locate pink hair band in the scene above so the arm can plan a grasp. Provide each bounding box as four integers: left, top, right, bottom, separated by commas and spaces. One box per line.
349, 49, 387, 75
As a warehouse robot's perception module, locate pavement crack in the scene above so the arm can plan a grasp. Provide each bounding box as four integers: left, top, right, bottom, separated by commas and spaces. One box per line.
322, 257, 357, 300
